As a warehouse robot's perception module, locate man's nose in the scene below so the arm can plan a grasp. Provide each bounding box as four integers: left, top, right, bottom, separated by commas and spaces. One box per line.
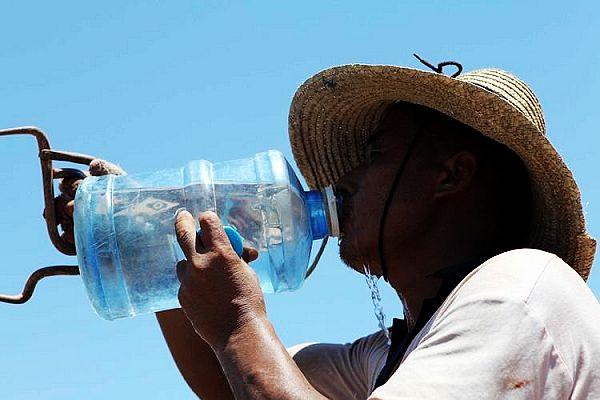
335, 163, 369, 197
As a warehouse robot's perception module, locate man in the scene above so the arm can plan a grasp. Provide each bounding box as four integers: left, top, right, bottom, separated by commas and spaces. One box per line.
58, 61, 599, 398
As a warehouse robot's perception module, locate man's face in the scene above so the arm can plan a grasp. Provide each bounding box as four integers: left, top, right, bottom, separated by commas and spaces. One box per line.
335, 104, 442, 276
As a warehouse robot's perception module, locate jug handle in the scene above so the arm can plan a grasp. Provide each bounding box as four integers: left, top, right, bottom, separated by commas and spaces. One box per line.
0, 126, 96, 304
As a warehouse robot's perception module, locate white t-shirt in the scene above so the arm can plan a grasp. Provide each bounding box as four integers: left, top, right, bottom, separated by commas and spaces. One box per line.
288, 249, 600, 399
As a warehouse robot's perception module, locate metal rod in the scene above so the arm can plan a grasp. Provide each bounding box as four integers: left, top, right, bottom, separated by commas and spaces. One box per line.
41, 149, 95, 164
0, 265, 80, 304
0, 127, 96, 304
0, 127, 93, 256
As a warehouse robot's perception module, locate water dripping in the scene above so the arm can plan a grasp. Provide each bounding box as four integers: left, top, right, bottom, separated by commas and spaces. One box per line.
363, 264, 391, 345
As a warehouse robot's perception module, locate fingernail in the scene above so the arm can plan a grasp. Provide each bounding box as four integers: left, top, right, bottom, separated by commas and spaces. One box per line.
174, 208, 186, 218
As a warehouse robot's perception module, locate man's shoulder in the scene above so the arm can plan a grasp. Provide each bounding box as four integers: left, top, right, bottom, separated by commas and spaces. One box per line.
439, 248, 600, 386
452, 248, 587, 304
444, 248, 600, 351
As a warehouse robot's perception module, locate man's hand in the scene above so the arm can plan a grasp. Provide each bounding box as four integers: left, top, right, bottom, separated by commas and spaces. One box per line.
175, 210, 263, 350
53, 159, 125, 245
174, 211, 326, 400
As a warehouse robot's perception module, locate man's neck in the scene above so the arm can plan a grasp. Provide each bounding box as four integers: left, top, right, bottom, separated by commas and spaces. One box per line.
386, 236, 496, 330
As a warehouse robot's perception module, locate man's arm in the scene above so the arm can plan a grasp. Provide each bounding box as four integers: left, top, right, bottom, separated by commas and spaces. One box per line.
174, 210, 328, 400
159, 307, 378, 400
156, 230, 269, 398
156, 309, 234, 400
211, 313, 328, 400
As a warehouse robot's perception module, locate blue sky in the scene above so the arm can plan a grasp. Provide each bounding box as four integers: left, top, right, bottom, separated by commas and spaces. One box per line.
0, 1, 598, 398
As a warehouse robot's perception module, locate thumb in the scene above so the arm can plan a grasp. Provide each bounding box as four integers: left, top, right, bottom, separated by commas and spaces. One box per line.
175, 210, 198, 260
89, 159, 126, 176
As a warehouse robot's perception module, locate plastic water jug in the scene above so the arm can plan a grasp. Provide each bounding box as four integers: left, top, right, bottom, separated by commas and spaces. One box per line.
73, 150, 339, 320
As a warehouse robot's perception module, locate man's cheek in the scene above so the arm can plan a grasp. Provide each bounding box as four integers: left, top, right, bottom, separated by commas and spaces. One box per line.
338, 230, 362, 264
339, 233, 358, 261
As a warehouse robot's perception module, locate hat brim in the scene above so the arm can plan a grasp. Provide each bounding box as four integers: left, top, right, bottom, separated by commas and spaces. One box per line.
288, 64, 596, 279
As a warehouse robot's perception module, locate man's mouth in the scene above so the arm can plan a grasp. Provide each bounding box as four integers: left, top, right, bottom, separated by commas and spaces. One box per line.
334, 191, 346, 221
334, 186, 353, 223
338, 200, 354, 241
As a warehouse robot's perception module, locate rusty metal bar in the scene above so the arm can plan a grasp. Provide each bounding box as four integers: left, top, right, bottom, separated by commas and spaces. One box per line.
0, 126, 94, 256
41, 149, 95, 165
0, 127, 94, 304
0, 265, 80, 304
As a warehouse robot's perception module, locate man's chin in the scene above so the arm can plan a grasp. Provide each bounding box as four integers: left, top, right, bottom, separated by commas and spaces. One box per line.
339, 242, 383, 276
339, 243, 368, 273
339, 251, 360, 271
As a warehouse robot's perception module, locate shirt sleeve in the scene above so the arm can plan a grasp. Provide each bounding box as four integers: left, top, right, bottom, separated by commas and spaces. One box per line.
369, 296, 573, 400
288, 331, 388, 400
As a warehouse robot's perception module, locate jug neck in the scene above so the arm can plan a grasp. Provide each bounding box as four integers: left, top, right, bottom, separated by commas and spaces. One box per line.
305, 187, 340, 240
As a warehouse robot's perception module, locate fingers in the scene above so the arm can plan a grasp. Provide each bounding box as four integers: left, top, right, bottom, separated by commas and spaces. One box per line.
195, 231, 207, 253
59, 178, 81, 198
176, 210, 258, 263
49, 193, 75, 245
89, 159, 125, 176
54, 195, 69, 220
198, 211, 232, 253
65, 200, 74, 218
175, 210, 198, 260
47, 158, 123, 250
176, 259, 189, 283
242, 247, 259, 263
61, 228, 75, 244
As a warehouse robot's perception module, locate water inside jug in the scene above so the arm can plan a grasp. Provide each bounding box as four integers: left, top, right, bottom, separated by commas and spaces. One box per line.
74, 150, 339, 320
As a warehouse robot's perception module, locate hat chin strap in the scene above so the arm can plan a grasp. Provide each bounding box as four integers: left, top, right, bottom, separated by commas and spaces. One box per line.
377, 127, 422, 282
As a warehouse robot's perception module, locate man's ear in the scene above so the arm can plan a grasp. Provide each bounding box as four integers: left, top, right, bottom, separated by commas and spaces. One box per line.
434, 151, 477, 198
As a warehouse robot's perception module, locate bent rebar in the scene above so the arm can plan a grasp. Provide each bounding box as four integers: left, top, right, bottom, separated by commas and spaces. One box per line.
0, 127, 95, 304
0, 265, 80, 304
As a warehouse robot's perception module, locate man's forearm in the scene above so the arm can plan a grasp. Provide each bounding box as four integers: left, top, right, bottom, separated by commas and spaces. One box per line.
212, 314, 327, 400
171, 212, 325, 399
156, 309, 234, 399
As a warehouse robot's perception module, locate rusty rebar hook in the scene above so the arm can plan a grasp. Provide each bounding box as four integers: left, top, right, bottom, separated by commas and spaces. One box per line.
0, 126, 96, 304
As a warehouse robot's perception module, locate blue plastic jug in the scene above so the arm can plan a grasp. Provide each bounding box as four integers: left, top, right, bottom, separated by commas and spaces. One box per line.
73, 150, 339, 320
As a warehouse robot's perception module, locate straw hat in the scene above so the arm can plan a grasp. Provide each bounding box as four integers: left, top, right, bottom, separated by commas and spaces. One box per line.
288, 60, 596, 280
